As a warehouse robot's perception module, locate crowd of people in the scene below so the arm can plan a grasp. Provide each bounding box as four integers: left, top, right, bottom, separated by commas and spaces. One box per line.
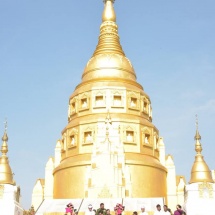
65, 202, 186, 215
133, 204, 186, 215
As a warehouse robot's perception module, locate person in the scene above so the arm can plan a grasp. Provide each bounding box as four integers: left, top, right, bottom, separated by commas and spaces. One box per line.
133, 212, 138, 215
163, 205, 171, 215
96, 203, 106, 215
173, 205, 184, 215
154, 204, 162, 215
114, 208, 118, 215
114, 203, 124, 215
167, 208, 173, 215
106, 209, 111, 215
85, 204, 95, 215
139, 205, 148, 215
65, 203, 75, 215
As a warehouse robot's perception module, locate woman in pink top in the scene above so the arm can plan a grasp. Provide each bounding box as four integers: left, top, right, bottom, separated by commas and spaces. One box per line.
65, 203, 75, 215
173, 205, 184, 215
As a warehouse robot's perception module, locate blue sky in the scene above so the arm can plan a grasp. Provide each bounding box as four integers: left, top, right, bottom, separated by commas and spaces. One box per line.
0, 0, 215, 210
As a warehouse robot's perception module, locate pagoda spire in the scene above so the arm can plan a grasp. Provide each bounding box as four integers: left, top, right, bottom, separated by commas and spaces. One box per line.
194, 114, 202, 155
93, 0, 125, 57
189, 115, 214, 184
81, 0, 137, 83
0, 120, 15, 185
2, 119, 9, 155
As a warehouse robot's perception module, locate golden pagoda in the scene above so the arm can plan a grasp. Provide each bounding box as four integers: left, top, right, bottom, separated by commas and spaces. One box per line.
0, 122, 23, 215
32, 0, 186, 213
184, 117, 215, 215
0, 123, 15, 185
189, 117, 214, 184
54, 0, 166, 199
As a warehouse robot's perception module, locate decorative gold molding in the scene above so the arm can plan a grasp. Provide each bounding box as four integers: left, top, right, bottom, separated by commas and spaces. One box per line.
111, 89, 124, 108
127, 91, 140, 111
142, 96, 149, 113
199, 181, 213, 198
67, 128, 79, 149
98, 184, 112, 198
68, 96, 78, 119
82, 126, 95, 145
141, 127, 152, 146
79, 93, 90, 112
93, 90, 106, 108
153, 131, 159, 149
123, 125, 136, 144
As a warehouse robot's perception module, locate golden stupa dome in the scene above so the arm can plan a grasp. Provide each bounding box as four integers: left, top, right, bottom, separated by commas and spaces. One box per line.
82, 0, 137, 83
82, 54, 136, 82
189, 124, 214, 184
0, 130, 15, 185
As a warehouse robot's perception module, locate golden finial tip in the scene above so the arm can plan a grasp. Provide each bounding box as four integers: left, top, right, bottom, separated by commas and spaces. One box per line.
103, 0, 115, 3
2, 132, 8, 142
102, 0, 116, 22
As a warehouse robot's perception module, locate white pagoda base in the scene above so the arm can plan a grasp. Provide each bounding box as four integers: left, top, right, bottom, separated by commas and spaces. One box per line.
0, 184, 23, 215
184, 182, 215, 215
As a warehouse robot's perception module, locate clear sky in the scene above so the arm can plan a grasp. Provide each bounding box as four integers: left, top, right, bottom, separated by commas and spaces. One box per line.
0, 0, 215, 210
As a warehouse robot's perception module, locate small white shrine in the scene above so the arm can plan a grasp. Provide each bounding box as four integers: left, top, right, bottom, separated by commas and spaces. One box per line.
184, 121, 215, 215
